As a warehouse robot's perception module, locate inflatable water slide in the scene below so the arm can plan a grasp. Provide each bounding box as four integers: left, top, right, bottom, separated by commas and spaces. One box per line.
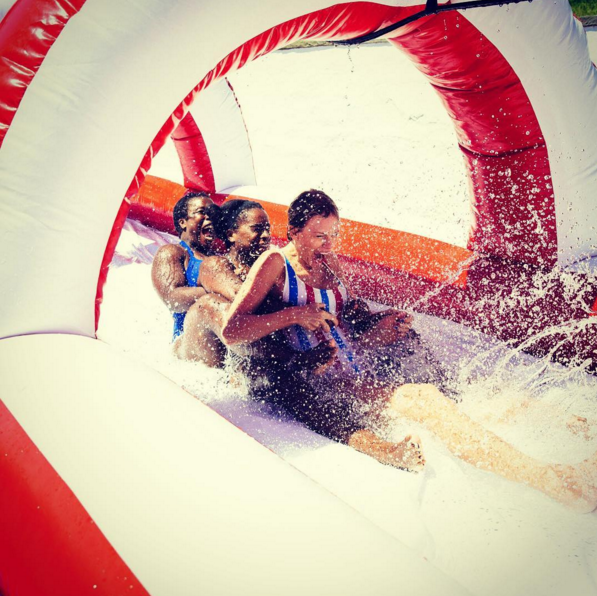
1, 1, 596, 595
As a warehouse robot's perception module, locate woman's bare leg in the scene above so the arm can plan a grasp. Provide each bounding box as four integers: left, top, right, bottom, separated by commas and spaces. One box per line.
174, 295, 229, 367
320, 379, 426, 472
391, 384, 597, 512
495, 398, 594, 441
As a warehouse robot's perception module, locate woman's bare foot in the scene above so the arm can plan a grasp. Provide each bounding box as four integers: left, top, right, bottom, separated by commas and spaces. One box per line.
348, 429, 425, 472
546, 460, 597, 513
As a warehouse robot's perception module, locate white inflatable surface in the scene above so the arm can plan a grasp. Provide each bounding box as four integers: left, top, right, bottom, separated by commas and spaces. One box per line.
2, 5, 596, 593
0, 333, 472, 596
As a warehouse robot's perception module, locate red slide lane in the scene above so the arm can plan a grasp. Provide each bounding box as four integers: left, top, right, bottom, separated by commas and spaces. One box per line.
0, 401, 150, 596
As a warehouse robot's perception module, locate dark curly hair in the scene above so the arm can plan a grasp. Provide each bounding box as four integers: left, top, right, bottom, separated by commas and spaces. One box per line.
287, 189, 339, 236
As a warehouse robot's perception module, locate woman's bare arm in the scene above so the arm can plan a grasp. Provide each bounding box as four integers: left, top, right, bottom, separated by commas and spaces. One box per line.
199, 256, 243, 302
151, 244, 206, 313
221, 250, 337, 345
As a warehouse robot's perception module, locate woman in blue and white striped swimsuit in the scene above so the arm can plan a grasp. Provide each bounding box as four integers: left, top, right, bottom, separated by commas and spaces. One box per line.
281, 254, 361, 374
220, 190, 425, 471
221, 190, 597, 510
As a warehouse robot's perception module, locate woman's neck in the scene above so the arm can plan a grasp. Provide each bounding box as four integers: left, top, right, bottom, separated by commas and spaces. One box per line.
181, 232, 208, 257
227, 248, 253, 280
286, 243, 328, 279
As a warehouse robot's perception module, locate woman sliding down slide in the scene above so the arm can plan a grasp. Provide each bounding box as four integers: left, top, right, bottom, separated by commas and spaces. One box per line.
151, 191, 222, 363
220, 189, 597, 512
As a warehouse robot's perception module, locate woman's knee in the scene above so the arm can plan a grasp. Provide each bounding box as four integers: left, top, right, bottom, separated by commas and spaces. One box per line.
185, 294, 228, 332
390, 383, 449, 419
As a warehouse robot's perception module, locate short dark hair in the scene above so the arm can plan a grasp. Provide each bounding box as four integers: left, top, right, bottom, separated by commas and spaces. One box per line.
214, 199, 264, 249
288, 189, 339, 234
172, 191, 212, 236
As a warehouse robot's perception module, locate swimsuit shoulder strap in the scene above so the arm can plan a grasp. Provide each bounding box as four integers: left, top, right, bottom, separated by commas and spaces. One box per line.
179, 240, 202, 287
282, 255, 308, 306
179, 240, 194, 259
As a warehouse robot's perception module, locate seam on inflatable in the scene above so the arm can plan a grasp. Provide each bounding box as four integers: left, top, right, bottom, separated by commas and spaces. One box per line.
225, 76, 257, 183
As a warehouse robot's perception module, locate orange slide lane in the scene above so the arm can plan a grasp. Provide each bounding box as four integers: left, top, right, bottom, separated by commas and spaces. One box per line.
128, 176, 597, 372
131, 175, 471, 288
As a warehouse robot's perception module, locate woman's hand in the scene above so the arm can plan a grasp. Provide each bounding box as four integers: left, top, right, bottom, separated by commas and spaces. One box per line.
356, 310, 413, 348
293, 339, 339, 375
293, 303, 339, 333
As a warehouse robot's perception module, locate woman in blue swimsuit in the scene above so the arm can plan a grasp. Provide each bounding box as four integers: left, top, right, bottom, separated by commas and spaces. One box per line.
221, 189, 597, 512
151, 191, 223, 364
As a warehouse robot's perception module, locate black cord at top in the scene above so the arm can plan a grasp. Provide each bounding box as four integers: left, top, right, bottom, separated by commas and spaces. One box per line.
335, 0, 533, 45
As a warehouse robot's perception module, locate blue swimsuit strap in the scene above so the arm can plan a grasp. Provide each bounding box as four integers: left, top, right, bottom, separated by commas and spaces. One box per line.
285, 258, 314, 352
179, 240, 201, 287
179, 240, 194, 258
172, 241, 202, 341
318, 288, 359, 371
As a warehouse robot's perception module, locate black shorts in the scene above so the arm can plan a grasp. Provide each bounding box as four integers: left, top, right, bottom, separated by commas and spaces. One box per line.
238, 356, 366, 444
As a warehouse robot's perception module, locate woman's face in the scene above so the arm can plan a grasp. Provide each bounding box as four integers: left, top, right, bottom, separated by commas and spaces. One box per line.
228, 208, 271, 261
290, 214, 340, 259
180, 196, 215, 248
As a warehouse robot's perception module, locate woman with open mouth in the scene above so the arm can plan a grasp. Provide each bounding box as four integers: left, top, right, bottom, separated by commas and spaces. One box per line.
218, 189, 597, 512
151, 191, 218, 350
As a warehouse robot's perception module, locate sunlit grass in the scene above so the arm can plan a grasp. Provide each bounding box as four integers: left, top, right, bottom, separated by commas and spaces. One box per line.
570, 0, 597, 16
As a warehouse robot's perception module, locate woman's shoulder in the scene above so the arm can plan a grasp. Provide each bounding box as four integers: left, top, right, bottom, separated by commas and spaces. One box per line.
201, 253, 228, 266
200, 254, 232, 275
254, 247, 286, 271
153, 242, 185, 265
245, 248, 287, 291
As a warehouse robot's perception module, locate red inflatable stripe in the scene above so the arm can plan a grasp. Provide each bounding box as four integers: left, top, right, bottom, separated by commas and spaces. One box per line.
388, 11, 557, 267
171, 112, 216, 192
0, 0, 87, 147
0, 401, 150, 596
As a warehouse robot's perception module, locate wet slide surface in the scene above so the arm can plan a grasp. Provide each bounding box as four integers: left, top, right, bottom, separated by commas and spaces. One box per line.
97, 218, 597, 596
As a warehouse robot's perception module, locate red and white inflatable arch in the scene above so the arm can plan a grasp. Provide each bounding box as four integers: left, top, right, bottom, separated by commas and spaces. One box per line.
1, 1, 596, 594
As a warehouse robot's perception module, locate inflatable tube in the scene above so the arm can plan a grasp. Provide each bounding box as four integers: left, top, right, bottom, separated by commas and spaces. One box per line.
163, 78, 255, 193
1, 334, 475, 596
1, 0, 595, 343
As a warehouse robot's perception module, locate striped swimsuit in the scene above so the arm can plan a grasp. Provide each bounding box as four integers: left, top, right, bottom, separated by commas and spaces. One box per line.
282, 257, 360, 373
242, 254, 368, 444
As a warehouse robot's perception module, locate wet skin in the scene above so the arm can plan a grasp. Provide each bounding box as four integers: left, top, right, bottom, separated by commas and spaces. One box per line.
151, 196, 215, 314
